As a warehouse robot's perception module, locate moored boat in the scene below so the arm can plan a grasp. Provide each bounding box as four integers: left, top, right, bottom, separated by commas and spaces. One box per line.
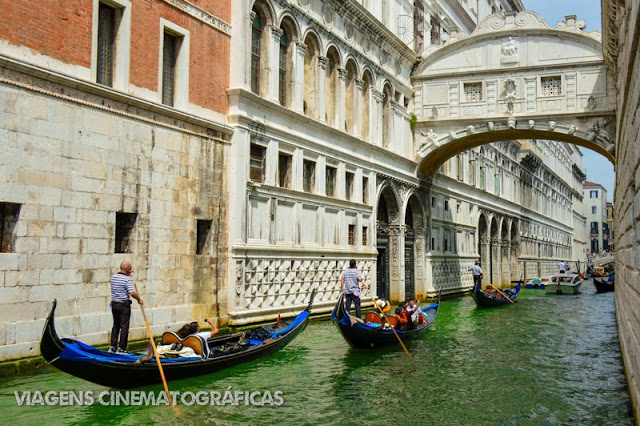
331, 292, 440, 349
525, 277, 547, 289
471, 284, 521, 307
40, 295, 313, 389
544, 273, 583, 295
594, 275, 614, 293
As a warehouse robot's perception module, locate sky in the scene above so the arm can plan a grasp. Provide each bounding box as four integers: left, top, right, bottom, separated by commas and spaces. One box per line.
522, 0, 615, 201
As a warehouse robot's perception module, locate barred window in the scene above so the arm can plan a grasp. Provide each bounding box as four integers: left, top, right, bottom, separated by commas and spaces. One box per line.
362, 226, 368, 246
348, 225, 355, 245
162, 32, 178, 106
430, 15, 441, 45
541, 76, 561, 96
97, 3, 116, 86
463, 82, 482, 102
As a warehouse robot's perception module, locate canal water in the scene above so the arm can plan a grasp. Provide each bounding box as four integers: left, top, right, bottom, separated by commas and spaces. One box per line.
0, 280, 633, 425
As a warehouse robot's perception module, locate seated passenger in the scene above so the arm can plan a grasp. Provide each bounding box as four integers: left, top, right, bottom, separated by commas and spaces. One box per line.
405, 300, 423, 326
394, 307, 409, 329
176, 318, 219, 341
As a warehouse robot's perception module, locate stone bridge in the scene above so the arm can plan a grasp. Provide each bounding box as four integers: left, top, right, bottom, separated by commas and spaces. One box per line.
411, 11, 617, 176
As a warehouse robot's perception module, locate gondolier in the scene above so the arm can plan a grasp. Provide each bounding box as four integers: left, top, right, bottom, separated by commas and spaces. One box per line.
109, 261, 143, 354
341, 259, 364, 318
469, 261, 483, 291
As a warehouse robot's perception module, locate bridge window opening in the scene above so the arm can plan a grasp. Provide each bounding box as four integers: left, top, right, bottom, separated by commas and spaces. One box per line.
541, 76, 562, 96
303, 159, 316, 193
250, 143, 266, 183
463, 82, 483, 102
431, 237, 435, 251
326, 166, 337, 197
457, 155, 464, 181
431, 196, 436, 208
278, 152, 292, 188
0, 202, 21, 253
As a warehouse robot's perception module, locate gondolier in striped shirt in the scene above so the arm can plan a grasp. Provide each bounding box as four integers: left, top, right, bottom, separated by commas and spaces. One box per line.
109, 261, 143, 353
341, 259, 364, 318
469, 261, 483, 291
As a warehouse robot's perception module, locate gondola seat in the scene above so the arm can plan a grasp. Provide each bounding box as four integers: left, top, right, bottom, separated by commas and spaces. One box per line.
161, 331, 207, 357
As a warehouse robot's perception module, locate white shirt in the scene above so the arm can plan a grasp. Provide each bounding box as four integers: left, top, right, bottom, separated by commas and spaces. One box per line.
469, 264, 482, 276
558, 262, 566, 271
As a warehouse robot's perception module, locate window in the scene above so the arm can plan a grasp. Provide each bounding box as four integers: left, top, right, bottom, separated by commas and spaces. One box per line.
249, 144, 266, 183
345, 172, 354, 201
463, 82, 482, 102
326, 166, 337, 197
457, 155, 464, 181
479, 167, 486, 190
362, 226, 368, 246
115, 212, 137, 253
457, 203, 461, 214
278, 152, 292, 188
278, 30, 289, 106
590, 190, 598, 198
97, 3, 116, 86
196, 220, 212, 254
430, 15, 441, 45
592, 206, 597, 214
590, 221, 599, 234
0, 202, 21, 253
251, 11, 263, 94
494, 173, 501, 195
541, 76, 562, 96
362, 176, 369, 204
348, 225, 355, 245
444, 200, 449, 211
431, 197, 436, 207
431, 237, 435, 251
303, 159, 316, 193
444, 234, 448, 252
161, 32, 178, 106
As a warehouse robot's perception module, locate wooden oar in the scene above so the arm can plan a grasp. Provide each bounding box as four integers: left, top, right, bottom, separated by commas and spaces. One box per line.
133, 282, 180, 415
487, 284, 515, 305
362, 283, 411, 357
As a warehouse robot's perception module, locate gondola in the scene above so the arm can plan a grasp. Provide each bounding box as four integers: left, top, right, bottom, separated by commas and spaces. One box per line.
331, 291, 441, 349
471, 284, 521, 307
40, 294, 314, 389
594, 276, 614, 293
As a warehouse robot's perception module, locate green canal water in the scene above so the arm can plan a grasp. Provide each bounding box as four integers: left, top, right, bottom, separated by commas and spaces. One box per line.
0, 281, 633, 425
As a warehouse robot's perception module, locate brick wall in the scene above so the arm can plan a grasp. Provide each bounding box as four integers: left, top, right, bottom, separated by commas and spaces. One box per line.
611, 0, 640, 420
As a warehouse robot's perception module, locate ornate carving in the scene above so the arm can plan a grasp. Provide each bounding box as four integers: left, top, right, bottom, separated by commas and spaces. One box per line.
270, 26, 284, 41
467, 125, 476, 134
504, 78, 516, 97
431, 106, 439, 118
322, 3, 334, 26
449, 131, 458, 140
528, 119, 536, 129
502, 37, 518, 57
548, 121, 556, 130
420, 129, 438, 144
507, 117, 516, 129
296, 42, 307, 56
337, 68, 349, 81
488, 121, 495, 131
587, 95, 596, 110
568, 124, 577, 135
317, 55, 328, 70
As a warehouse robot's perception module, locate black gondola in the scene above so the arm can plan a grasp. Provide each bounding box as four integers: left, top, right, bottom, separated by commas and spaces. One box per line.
471, 284, 521, 308
40, 295, 313, 389
331, 292, 440, 349
594, 276, 614, 293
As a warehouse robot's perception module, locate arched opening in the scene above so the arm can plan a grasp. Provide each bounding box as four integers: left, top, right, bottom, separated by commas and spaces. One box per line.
361, 70, 373, 141
376, 185, 399, 300
382, 82, 393, 148
500, 219, 509, 286
477, 213, 489, 286
489, 217, 499, 285
325, 46, 340, 126
278, 17, 297, 108
404, 194, 423, 299
250, 6, 268, 96
510, 221, 519, 283
303, 33, 320, 119
344, 59, 358, 134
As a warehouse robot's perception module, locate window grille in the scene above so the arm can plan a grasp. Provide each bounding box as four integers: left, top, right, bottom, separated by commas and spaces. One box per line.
541, 76, 561, 96
97, 3, 115, 86
362, 226, 368, 246
348, 225, 355, 245
162, 32, 177, 106
464, 83, 482, 102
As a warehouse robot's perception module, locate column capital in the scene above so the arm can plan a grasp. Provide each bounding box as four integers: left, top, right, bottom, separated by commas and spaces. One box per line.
355, 78, 365, 90
317, 55, 328, 70
270, 25, 284, 41
337, 67, 349, 81
295, 41, 307, 55
372, 89, 385, 102
250, 10, 256, 21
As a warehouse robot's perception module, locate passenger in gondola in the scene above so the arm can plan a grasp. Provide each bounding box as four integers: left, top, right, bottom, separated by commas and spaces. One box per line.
405, 299, 424, 325
394, 307, 410, 329
155, 319, 219, 359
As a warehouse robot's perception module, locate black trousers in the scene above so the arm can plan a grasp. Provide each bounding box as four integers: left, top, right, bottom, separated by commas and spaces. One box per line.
473, 275, 482, 291
111, 301, 131, 350
345, 293, 361, 318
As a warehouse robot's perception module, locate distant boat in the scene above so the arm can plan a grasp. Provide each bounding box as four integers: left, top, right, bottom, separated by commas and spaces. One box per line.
525, 277, 547, 289
471, 284, 521, 307
331, 292, 440, 349
594, 275, 614, 293
545, 273, 583, 295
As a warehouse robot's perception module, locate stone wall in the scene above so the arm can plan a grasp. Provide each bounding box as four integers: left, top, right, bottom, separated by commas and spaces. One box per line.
609, 0, 640, 419
0, 64, 229, 360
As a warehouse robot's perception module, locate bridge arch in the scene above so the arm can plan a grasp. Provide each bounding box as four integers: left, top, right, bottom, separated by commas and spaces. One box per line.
411, 11, 616, 176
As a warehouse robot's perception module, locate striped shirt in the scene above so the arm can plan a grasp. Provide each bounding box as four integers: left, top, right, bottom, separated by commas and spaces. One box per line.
110, 272, 134, 302
342, 268, 362, 294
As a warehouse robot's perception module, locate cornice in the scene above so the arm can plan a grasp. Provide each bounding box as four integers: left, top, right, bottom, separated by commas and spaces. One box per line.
161, 0, 231, 36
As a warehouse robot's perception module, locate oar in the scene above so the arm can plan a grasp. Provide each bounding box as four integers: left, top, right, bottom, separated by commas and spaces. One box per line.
362, 282, 411, 357
132, 282, 180, 415
487, 284, 515, 305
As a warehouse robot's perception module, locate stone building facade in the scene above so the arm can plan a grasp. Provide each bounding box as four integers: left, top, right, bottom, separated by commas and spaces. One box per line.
583, 180, 609, 254
602, 0, 640, 417
0, 0, 232, 360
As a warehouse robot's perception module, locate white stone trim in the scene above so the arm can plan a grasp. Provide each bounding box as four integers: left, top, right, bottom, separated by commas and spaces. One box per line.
158, 18, 190, 109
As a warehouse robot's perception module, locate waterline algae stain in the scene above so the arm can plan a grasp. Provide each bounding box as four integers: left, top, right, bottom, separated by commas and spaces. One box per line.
0, 282, 632, 424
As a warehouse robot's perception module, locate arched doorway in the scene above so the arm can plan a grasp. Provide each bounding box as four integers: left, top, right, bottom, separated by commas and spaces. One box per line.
376, 186, 399, 299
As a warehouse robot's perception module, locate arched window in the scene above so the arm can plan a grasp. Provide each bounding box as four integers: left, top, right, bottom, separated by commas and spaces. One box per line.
250, 11, 263, 94
382, 83, 393, 148
345, 60, 357, 134
361, 70, 372, 141
303, 34, 320, 119
325, 47, 340, 126
278, 31, 289, 105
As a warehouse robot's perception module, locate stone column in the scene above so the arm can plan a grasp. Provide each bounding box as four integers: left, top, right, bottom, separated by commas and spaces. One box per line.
492, 238, 501, 287
501, 239, 510, 286
292, 42, 307, 114
336, 68, 348, 131
372, 89, 385, 147
389, 224, 404, 302
354, 78, 364, 137
268, 26, 284, 103
317, 56, 328, 123
511, 241, 519, 282
414, 231, 427, 296
480, 236, 491, 286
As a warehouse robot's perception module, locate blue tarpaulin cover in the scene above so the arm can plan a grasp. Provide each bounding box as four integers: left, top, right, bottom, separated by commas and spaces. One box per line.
59, 339, 202, 363
270, 311, 308, 338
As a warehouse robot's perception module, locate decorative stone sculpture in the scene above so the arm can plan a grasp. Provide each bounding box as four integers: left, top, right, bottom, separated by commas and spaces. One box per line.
507, 117, 516, 129
449, 131, 458, 140
488, 121, 495, 131
568, 124, 576, 135
501, 37, 519, 64
467, 125, 475, 134
420, 129, 438, 144
549, 121, 556, 130
528, 120, 535, 129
